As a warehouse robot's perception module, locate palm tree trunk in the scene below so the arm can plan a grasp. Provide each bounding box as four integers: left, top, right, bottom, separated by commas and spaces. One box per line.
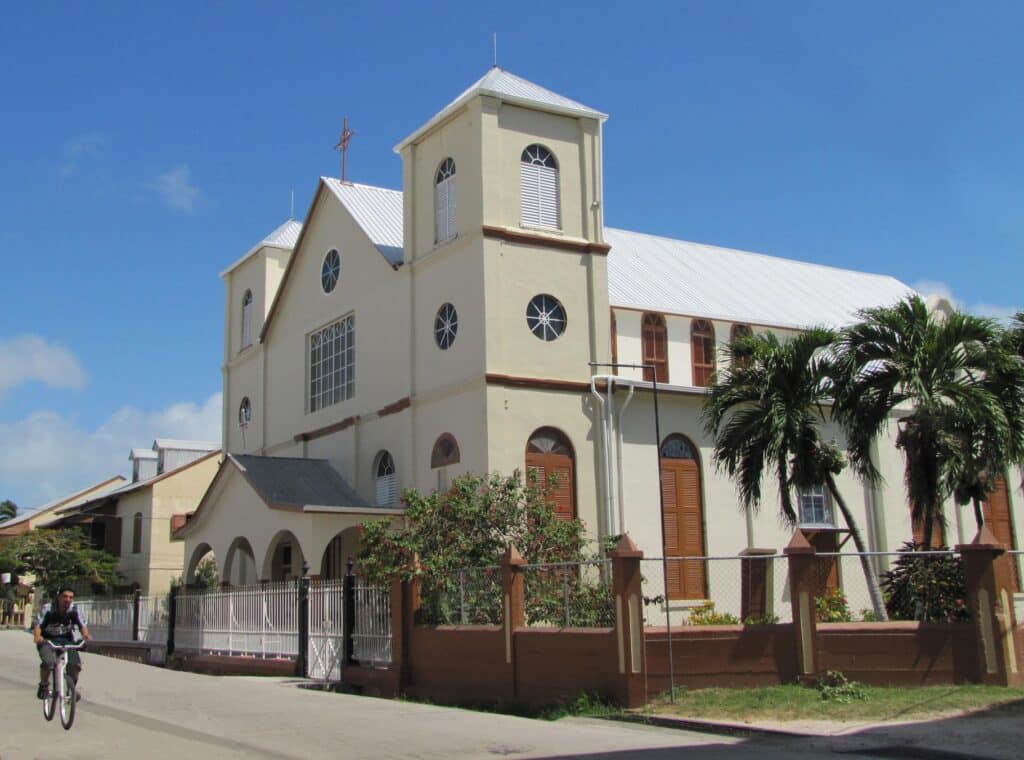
826, 475, 888, 621
922, 499, 935, 550
973, 496, 984, 532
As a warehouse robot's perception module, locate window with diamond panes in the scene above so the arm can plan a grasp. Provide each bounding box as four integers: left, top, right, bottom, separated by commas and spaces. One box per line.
321, 249, 341, 293
691, 319, 715, 386
526, 294, 566, 341
435, 158, 456, 243
434, 302, 458, 350
240, 290, 253, 350
520, 144, 560, 230
375, 451, 397, 506
308, 315, 354, 412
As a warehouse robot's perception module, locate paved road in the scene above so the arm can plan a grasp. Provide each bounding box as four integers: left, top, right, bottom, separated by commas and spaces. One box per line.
0, 630, 866, 759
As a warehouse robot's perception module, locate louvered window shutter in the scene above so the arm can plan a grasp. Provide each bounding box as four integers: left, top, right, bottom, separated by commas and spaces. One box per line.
435, 179, 449, 242
520, 163, 541, 227
447, 176, 456, 238
376, 473, 396, 506
241, 297, 253, 348
538, 165, 560, 229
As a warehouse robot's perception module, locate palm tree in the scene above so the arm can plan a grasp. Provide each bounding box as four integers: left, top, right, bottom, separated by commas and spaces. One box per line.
703, 327, 887, 620
832, 296, 1010, 549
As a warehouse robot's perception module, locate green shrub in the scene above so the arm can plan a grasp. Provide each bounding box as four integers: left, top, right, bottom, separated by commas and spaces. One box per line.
815, 670, 867, 703
687, 601, 739, 625
881, 541, 969, 622
814, 587, 853, 622
743, 613, 780, 625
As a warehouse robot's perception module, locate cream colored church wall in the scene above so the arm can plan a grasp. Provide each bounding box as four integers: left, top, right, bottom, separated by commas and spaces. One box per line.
225, 348, 262, 453
485, 103, 601, 241
262, 194, 411, 451
306, 425, 358, 491
483, 238, 609, 381
412, 381, 488, 495
485, 385, 602, 545
115, 489, 153, 591
403, 102, 484, 260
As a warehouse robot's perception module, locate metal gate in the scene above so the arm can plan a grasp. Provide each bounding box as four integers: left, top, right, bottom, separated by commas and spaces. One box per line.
307, 579, 346, 681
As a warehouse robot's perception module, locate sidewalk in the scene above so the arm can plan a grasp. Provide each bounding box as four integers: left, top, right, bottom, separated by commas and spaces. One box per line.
634, 709, 1023, 760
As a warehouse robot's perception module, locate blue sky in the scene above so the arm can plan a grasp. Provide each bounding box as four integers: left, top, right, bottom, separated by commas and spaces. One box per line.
1, 2, 1021, 511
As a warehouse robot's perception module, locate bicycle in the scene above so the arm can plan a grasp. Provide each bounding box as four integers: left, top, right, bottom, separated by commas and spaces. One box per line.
41, 639, 87, 729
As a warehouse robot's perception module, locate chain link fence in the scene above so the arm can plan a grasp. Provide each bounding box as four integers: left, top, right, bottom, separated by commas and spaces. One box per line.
418, 566, 503, 625
522, 560, 614, 628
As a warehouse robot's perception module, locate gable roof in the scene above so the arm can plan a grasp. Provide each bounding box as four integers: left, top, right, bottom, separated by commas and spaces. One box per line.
220, 218, 302, 278
322, 179, 403, 265
259, 179, 403, 343
395, 67, 607, 152
0, 475, 126, 534
152, 439, 219, 453
604, 227, 914, 330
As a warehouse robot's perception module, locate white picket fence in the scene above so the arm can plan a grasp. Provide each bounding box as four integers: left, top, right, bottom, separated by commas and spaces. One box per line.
74, 596, 134, 641
174, 582, 299, 659
353, 583, 391, 667
308, 579, 346, 681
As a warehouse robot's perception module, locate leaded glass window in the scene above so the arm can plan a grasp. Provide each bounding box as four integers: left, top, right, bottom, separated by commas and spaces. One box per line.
308, 315, 354, 412
321, 249, 341, 293
434, 302, 458, 350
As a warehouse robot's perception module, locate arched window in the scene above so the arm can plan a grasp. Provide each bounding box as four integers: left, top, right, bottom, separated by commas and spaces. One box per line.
525, 427, 576, 521
238, 397, 252, 427
240, 290, 253, 350
729, 323, 753, 370
374, 451, 397, 506
660, 435, 706, 600
132, 512, 143, 554
641, 312, 669, 383
520, 144, 560, 230
435, 158, 457, 243
691, 319, 716, 387
431, 434, 460, 468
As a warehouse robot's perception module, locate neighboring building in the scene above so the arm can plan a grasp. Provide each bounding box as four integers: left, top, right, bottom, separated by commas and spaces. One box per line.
0, 476, 127, 539
45, 441, 219, 594
181, 67, 1023, 609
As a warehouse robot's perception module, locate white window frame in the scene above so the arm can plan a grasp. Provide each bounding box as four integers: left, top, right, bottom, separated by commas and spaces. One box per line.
435, 158, 457, 244
798, 485, 835, 527
375, 451, 397, 506
520, 144, 560, 231
240, 290, 253, 350
308, 314, 355, 413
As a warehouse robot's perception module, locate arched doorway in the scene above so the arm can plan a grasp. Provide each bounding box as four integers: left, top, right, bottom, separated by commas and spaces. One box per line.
525, 427, 576, 521
185, 543, 219, 589
224, 537, 257, 586
983, 475, 1020, 592
320, 527, 363, 580
262, 531, 305, 583
660, 434, 707, 599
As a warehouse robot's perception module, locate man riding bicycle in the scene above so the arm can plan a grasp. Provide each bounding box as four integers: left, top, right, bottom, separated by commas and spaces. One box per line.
33, 587, 91, 699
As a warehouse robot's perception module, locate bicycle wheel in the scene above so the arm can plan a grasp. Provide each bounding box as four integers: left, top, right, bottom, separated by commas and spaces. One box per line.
59, 674, 75, 729
42, 670, 56, 721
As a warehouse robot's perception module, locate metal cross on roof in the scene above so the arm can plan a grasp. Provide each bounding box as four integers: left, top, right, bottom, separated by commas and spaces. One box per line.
334, 117, 356, 183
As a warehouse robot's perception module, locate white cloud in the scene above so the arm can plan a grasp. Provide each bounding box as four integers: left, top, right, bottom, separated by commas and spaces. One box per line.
0, 392, 221, 511
911, 280, 1020, 324
0, 335, 88, 395
59, 133, 104, 181
151, 164, 201, 213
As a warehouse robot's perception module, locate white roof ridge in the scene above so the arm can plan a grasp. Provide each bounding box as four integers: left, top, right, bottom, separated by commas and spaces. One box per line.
605, 226, 909, 284
220, 217, 302, 278
321, 178, 404, 266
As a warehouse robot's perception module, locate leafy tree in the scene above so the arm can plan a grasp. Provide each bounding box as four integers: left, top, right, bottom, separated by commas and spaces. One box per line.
832, 296, 1012, 549
0, 500, 17, 521
359, 470, 598, 624
4, 528, 120, 597
702, 327, 887, 619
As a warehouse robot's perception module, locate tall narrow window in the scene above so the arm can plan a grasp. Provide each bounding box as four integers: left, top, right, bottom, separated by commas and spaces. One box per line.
132, 512, 143, 554
525, 428, 576, 521
238, 397, 252, 427
435, 158, 457, 243
730, 324, 752, 369
240, 290, 253, 350
520, 144, 560, 230
642, 312, 669, 383
309, 315, 355, 412
691, 319, 716, 387
660, 434, 707, 600
375, 451, 397, 506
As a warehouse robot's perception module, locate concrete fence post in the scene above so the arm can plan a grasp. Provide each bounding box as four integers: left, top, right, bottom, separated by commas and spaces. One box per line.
501, 544, 526, 697
959, 526, 1022, 686
784, 530, 820, 683
611, 534, 646, 707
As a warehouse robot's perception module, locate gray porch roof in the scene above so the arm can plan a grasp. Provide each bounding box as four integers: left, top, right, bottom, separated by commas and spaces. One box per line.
230, 454, 369, 509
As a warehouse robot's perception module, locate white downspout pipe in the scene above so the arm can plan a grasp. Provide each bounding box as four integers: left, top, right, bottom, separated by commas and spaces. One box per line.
614, 383, 635, 536
590, 375, 617, 542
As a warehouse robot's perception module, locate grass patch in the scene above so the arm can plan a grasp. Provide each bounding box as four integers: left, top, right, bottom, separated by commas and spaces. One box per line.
643, 683, 1024, 723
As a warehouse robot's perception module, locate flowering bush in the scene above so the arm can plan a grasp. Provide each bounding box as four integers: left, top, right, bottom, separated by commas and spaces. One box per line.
881, 542, 969, 622
814, 587, 853, 622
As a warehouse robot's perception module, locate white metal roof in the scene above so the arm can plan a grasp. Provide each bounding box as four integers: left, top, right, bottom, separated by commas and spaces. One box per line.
395, 67, 607, 152
129, 448, 158, 461
219, 219, 302, 278
605, 227, 915, 330
152, 439, 219, 452
322, 179, 404, 265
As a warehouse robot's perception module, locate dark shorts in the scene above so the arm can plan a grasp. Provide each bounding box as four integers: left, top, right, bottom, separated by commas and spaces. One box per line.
37, 642, 82, 672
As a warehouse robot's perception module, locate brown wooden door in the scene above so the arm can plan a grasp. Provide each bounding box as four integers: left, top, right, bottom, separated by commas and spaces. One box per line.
661, 457, 706, 599
526, 451, 575, 521
983, 476, 1020, 592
